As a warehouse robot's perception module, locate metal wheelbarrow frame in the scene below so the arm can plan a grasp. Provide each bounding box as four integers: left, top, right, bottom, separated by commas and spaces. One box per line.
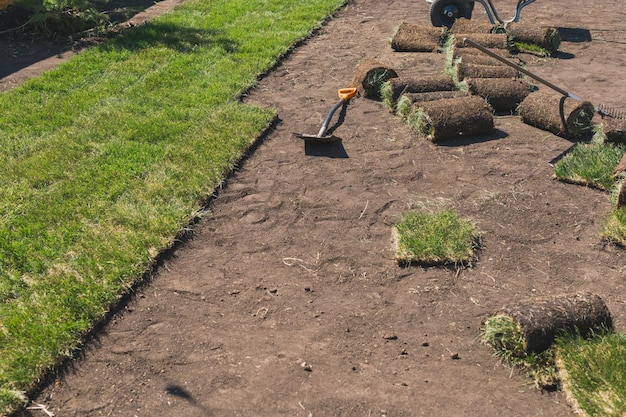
427, 0, 537, 28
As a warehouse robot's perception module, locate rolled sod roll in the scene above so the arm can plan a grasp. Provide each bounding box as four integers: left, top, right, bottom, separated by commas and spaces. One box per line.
497, 293, 613, 353
453, 33, 509, 50
452, 46, 510, 61
402, 90, 469, 103
391, 22, 444, 52
456, 62, 518, 81
450, 17, 497, 34
506, 23, 561, 53
600, 116, 626, 144
519, 90, 596, 138
396, 90, 469, 118
407, 95, 494, 142
456, 53, 511, 67
350, 58, 398, 99
466, 77, 531, 113
380, 75, 456, 109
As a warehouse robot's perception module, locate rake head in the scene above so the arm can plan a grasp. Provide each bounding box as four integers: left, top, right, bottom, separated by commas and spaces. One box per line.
597, 103, 626, 120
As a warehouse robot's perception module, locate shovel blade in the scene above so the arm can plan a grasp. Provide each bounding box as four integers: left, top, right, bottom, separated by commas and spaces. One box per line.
293, 132, 341, 143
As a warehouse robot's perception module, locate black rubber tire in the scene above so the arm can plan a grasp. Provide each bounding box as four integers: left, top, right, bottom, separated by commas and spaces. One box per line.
429, 0, 474, 28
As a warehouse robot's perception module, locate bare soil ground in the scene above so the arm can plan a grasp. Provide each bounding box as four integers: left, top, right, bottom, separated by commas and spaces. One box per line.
5, 0, 626, 416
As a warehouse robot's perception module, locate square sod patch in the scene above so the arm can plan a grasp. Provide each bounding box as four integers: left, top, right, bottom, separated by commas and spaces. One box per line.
393, 209, 480, 266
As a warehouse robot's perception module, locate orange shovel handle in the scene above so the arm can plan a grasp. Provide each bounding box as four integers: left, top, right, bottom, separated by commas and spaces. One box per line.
338, 87, 358, 101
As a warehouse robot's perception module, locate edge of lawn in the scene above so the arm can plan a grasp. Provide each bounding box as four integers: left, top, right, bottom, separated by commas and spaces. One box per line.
0, 0, 349, 414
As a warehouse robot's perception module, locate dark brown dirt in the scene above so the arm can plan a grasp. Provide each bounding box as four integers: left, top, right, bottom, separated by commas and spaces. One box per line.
5, 0, 626, 416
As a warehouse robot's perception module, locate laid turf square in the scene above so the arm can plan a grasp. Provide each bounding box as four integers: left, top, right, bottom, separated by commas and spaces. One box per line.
393, 209, 480, 266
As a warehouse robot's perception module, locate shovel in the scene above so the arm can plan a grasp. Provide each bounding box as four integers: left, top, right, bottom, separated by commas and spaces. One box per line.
294, 87, 358, 142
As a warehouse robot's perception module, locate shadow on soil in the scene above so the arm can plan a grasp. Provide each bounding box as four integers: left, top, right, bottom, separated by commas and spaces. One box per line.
0, 0, 164, 79
557, 27, 592, 43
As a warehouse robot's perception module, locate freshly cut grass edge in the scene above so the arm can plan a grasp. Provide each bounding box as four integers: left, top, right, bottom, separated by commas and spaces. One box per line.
380, 80, 395, 111
555, 355, 586, 416
555, 332, 626, 417
395, 94, 413, 119
481, 314, 559, 388
513, 41, 551, 57
481, 314, 526, 359
601, 206, 626, 246
406, 105, 434, 138
553, 142, 626, 191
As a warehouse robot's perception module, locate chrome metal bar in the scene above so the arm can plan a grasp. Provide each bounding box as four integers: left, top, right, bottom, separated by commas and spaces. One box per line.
471, 0, 537, 24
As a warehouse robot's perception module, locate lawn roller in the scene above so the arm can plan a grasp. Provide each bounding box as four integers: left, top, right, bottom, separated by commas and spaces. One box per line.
427, 0, 537, 28
294, 87, 358, 143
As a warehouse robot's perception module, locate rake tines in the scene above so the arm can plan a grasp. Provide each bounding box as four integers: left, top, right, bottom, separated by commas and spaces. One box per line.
597, 103, 626, 120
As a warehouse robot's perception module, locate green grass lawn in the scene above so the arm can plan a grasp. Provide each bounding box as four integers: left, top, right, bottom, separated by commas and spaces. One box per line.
0, 0, 346, 413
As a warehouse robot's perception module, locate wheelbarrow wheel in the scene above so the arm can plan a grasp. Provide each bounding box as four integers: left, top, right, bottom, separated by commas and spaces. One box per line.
429, 0, 474, 28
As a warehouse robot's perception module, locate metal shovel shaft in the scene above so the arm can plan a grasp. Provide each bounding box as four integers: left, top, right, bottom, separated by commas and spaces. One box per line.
316, 98, 346, 138
294, 87, 358, 142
